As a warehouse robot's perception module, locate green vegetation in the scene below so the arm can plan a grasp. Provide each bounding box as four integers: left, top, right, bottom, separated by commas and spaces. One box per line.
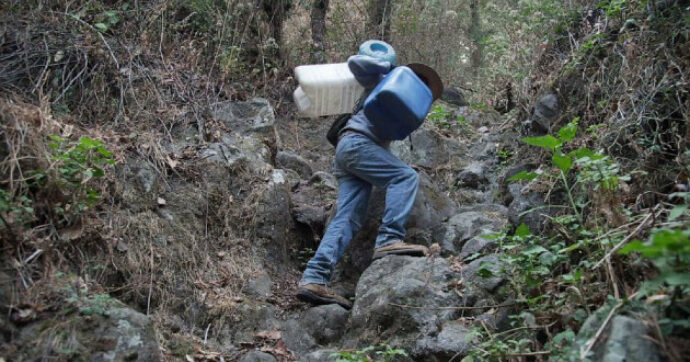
42, 135, 115, 219
0, 134, 114, 237
468, 116, 688, 359
428, 105, 473, 133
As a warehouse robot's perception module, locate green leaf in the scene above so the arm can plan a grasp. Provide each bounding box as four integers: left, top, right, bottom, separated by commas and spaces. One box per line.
523, 245, 548, 256
94, 23, 108, 32
558, 118, 579, 142
668, 205, 687, 221
515, 223, 531, 238
522, 135, 561, 151
552, 152, 573, 173
662, 272, 690, 286
79, 137, 99, 148
618, 240, 646, 255
477, 261, 495, 278
568, 147, 597, 160
508, 170, 539, 182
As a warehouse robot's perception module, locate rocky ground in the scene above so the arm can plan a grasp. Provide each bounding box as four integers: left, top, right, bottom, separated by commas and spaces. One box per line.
0, 95, 663, 361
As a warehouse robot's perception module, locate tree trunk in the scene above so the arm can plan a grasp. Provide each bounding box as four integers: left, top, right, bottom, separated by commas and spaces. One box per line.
366, 0, 392, 42
310, 0, 329, 63
261, 0, 291, 49
468, 0, 483, 75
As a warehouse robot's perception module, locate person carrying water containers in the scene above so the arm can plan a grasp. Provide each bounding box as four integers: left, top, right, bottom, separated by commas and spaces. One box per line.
294, 40, 444, 309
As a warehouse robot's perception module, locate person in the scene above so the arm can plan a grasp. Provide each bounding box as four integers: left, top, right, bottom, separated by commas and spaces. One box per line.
296, 55, 444, 309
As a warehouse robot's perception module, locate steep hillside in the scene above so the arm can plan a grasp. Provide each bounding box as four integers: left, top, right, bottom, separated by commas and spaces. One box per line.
1, 1, 688, 361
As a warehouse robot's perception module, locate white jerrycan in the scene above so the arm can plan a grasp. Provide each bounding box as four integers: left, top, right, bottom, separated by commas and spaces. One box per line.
293, 62, 364, 118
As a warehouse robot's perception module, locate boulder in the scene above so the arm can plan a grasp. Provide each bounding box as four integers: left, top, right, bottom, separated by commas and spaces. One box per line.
457, 162, 487, 189
576, 309, 661, 362
290, 172, 338, 244
117, 160, 161, 212
526, 93, 560, 134
441, 86, 469, 106
276, 151, 313, 179
297, 349, 338, 362
225, 303, 281, 344
391, 125, 467, 170
417, 320, 471, 360
506, 183, 552, 234
432, 205, 508, 255
201, 98, 279, 175
90, 306, 162, 361
463, 254, 507, 292
12, 304, 162, 361
212, 98, 276, 137
459, 236, 497, 260
310, 171, 337, 191
199, 132, 274, 174
281, 319, 317, 355
244, 273, 273, 298
343, 256, 474, 361
239, 351, 278, 362
282, 304, 349, 354
455, 106, 499, 128
254, 170, 295, 265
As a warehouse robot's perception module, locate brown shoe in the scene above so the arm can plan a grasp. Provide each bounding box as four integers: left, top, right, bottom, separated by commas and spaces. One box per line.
296, 283, 352, 310
372, 241, 429, 260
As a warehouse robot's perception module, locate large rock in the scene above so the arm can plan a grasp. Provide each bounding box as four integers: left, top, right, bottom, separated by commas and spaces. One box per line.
463, 254, 507, 293
433, 205, 508, 255
343, 256, 474, 361
526, 93, 560, 134
11, 303, 162, 361
91, 307, 163, 361
199, 133, 273, 173
391, 125, 467, 170
276, 151, 313, 179
441, 86, 469, 106
576, 308, 661, 362
254, 169, 295, 265
455, 106, 499, 128
223, 303, 281, 344
117, 160, 161, 212
506, 183, 552, 234
459, 235, 497, 259
240, 351, 277, 362
202, 98, 279, 174
297, 349, 338, 362
290, 172, 338, 245
457, 162, 487, 189
282, 304, 349, 355
212, 98, 277, 137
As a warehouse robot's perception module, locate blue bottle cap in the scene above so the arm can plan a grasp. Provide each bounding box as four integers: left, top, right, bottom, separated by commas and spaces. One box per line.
358, 40, 396, 65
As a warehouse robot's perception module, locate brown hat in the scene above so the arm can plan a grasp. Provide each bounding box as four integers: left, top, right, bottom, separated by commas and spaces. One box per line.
407, 63, 444, 100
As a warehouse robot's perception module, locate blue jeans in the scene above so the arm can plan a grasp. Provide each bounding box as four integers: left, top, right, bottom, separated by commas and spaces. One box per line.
300, 133, 419, 285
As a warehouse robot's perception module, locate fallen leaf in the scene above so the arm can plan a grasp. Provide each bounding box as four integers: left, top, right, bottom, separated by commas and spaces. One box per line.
260, 339, 293, 359
157, 197, 167, 206
116, 240, 129, 252
60, 224, 83, 240
255, 330, 281, 340
166, 155, 179, 169
11, 306, 36, 324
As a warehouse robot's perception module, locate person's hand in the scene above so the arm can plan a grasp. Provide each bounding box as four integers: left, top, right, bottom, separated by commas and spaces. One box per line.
347, 55, 391, 89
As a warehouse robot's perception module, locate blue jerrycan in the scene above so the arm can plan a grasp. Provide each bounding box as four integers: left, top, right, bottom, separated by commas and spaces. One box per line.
363, 66, 433, 140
